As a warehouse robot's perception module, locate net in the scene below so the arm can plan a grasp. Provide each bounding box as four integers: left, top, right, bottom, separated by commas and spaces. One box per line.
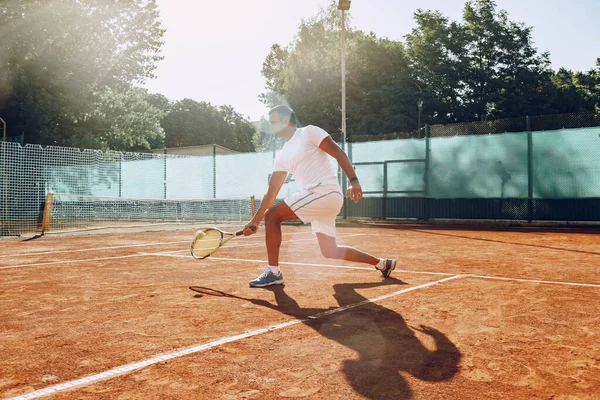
42, 193, 255, 234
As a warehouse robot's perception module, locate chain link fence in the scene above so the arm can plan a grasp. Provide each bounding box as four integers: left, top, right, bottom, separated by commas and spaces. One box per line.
345, 111, 600, 223
349, 111, 600, 140
2, 112, 600, 236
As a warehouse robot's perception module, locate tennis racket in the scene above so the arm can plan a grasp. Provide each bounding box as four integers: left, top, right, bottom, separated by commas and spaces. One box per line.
190, 226, 256, 259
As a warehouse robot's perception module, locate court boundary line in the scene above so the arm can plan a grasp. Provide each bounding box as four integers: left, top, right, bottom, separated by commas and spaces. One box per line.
470, 274, 600, 288
0, 233, 364, 271
158, 233, 366, 254
0, 241, 192, 259
146, 254, 600, 288
7, 274, 465, 400
0, 254, 153, 271
0, 239, 256, 260
0, 232, 362, 260
150, 253, 457, 276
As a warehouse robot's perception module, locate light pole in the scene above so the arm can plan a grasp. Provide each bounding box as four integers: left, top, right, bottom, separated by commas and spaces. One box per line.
338, 1, 350, 218
338, 1, 350, 151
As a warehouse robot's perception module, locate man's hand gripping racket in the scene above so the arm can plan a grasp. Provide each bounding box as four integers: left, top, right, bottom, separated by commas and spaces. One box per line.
190, 225, 256, 259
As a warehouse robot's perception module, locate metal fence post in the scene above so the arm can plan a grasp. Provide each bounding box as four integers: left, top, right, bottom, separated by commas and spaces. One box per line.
343, 142, 353, 220
163, 147, 167, 199
527, 116, 533, 223
118, 153, 122, 198
383, 161, 388, 220
213, 144, 217, 199
424, 125, 431, 221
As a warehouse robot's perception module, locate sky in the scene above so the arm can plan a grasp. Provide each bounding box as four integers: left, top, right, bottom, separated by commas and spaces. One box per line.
144, 0, 600, 122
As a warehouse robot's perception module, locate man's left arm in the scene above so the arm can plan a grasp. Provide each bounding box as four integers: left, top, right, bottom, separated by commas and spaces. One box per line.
319, 136, 363, 203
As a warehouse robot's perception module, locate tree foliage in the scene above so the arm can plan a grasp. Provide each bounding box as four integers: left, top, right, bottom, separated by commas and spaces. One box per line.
261, 3, 417, 139
405, 10, 467, 123
0, 0, 257, 152
162, 99, 255, 152
459, 0, 552, 119
0, 0, 165, 149
1, 0, 597, 151
261, 0, 599, 138
80, 87, 167, 151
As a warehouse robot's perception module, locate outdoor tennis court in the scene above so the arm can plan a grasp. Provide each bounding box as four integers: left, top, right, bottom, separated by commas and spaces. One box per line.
1, 223, 599, 399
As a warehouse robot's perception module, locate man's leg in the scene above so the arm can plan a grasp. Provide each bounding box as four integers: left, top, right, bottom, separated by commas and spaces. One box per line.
316, 233, 379, 265
316, 232, 396, 277
264, 201, 300, 266
249, 201, 299, 288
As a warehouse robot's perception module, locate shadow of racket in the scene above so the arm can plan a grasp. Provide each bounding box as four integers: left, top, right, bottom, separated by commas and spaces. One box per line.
189, 286, 262, 300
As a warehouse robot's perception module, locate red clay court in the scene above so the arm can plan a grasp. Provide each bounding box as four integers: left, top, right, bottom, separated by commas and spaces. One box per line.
1, 223, 599, 399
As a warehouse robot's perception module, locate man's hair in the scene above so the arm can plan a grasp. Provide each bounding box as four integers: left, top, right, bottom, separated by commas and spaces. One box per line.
268, 105, 297, 126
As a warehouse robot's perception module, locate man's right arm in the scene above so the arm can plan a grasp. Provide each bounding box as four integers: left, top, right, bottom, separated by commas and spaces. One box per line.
243, 171, 288, 235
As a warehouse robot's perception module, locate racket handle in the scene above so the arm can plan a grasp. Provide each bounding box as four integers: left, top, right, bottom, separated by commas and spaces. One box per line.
236, 225, 257, 236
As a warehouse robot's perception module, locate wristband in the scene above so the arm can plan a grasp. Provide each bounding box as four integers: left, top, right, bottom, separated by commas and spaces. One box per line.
349, 176, 359, 183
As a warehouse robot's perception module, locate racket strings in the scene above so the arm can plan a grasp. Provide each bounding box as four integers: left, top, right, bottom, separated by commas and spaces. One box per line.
192, 229, 223, 258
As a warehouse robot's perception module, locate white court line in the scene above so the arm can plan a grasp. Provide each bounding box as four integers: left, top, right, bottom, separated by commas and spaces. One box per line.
1, 232, 361, 259
0, 241, 192, 258
150, 253, 378, 271
0, 254, 151, 271
471, 274, 600, 288
149, 253, 600, 287
7, 274, 464, 400
158, 233, 366, 254
149, 253, 469, 276
0, 233, 364, 271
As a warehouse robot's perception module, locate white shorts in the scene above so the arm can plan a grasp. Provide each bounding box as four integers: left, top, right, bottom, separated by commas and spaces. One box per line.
284, 184, 344, 237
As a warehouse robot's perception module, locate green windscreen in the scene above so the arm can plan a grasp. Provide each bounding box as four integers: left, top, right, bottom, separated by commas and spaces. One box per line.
532, 128, 600, 198
428, 132, 528, 198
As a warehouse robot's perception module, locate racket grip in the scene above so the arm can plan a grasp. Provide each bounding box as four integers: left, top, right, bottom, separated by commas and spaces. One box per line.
236, 225, 257, 236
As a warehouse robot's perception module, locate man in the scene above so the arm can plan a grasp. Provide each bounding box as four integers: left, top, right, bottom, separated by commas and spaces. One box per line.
243, 105, 396, 287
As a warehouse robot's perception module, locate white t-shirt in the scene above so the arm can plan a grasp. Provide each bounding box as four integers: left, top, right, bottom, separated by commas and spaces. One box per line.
273, 125, 339, 190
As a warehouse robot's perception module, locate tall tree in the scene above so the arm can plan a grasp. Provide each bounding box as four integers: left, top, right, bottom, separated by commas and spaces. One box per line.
346, 34, 418, 135
75, 87, 166, 151
263, 0, 595, 134
0, 0, 165, 147
261, 1, 417, 139
545, 68, 591, 114
574, 58, 600, 112
261, 8, 343, 137
460, 0, 552, 119
405, 0, 554, 122
405, 10, 468, 123
217, 105, 255, 152
162, 99, 255, 152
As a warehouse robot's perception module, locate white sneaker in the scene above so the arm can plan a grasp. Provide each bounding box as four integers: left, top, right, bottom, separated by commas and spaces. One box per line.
249, 266, 284, 287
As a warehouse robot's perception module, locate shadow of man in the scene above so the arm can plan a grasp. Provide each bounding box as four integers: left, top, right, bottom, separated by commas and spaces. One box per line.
190, 279, 460, 400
